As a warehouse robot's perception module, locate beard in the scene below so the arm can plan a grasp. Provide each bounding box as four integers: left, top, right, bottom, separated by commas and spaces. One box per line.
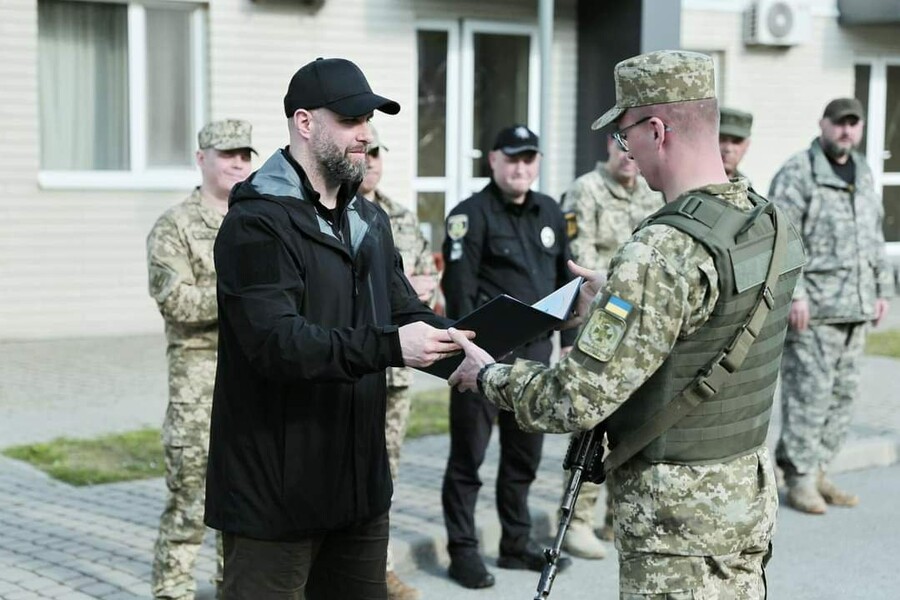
311, 130, 366, 189
821, 136, 854, 160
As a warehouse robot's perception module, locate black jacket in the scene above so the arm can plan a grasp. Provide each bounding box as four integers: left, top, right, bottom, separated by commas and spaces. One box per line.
205, 149, 442, 540
441, 182, 577, 348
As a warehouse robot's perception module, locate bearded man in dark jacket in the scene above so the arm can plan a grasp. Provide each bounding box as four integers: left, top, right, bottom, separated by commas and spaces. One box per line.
205, 57, 464, 600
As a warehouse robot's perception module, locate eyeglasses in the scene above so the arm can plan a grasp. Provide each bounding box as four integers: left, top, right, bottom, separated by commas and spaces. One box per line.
612, 117, 653, 153
612, 116, 672, 153
367, 147, 380, 158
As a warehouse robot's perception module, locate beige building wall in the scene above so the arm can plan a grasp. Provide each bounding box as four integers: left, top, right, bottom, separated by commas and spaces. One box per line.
682, 0, 900, 194
0, 0, 576, 340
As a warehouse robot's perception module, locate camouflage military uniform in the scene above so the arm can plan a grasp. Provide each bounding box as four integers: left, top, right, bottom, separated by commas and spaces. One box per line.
562, 163, 663, 272
770, 138, 891, 477
481, 180, 778, 596
560, 163, 663, 529
372, 189, 436, 575
147, 188, 224, 599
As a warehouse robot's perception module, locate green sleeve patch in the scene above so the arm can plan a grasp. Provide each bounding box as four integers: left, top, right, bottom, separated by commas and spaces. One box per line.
576, 306, 628, 362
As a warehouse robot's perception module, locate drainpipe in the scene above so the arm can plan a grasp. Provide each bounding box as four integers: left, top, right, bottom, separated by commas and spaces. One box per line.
539, 0, 553, 193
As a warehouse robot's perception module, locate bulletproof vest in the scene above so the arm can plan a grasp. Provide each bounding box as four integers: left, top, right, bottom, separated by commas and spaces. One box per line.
606, 191, 804, 465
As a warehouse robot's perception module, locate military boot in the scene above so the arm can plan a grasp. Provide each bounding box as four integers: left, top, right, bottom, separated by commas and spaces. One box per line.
817, 472, 859, 507
562, 522, 606, 559
386, 570, 421, 600
786, 473, 827, 515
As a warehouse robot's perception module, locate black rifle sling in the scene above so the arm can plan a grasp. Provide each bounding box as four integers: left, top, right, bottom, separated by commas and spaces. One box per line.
602, 203, 789, 474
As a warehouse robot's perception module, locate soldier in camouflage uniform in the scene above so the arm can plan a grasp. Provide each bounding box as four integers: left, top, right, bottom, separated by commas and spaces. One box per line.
769, 97, 892, 514
559, 134, 663, 559
147, 120, 255, 600
446, 51, 804, 598
358, 126, 437, 600
719, 106, 753, 184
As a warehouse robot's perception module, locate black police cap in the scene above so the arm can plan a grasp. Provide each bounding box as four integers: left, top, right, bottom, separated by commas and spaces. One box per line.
492, 124, 540, 156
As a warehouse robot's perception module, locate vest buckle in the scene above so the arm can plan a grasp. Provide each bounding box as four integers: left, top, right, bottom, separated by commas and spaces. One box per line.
676, 195, 703, 220
762, 286, 775, 309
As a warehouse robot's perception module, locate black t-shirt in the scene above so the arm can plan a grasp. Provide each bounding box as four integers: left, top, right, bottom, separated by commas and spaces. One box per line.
828, 154, 856, 186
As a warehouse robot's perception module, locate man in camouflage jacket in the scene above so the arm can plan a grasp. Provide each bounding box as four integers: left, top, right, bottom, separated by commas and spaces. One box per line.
770, 97, 892, 514
446, 51, 802, 598
359, 127, 437, 600
146, 120, 254, 600
559, 133, 663, 559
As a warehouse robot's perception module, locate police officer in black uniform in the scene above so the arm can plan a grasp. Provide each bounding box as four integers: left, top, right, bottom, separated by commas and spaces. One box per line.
440, 125, 575, 589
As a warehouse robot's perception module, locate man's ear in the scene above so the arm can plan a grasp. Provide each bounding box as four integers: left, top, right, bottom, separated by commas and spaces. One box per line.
195, 149, 205, 169
293, 109, 314, 139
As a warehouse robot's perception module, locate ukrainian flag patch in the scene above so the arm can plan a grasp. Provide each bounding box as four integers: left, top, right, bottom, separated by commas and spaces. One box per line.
576, 293, 634, 363
603, 295, 632, 319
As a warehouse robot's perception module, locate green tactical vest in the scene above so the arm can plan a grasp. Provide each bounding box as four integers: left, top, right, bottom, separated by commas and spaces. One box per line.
606, 191, 805, 465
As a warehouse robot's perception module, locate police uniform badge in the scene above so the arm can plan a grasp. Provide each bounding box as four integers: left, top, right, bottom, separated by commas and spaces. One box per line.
577, 294, 633, 362
447, 214, 468, 240
564, 211, 578, 240
540, 226, 555, 248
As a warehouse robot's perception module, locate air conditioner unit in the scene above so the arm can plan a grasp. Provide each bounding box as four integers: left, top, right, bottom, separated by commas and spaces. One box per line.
744, 0, 811, 46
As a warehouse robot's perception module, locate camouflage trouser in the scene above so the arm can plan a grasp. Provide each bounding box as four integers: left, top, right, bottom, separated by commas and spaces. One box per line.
152, 352, 223, 599
618, 542, 771, 599
776, 322, 865, 476
385, 383, 413, 573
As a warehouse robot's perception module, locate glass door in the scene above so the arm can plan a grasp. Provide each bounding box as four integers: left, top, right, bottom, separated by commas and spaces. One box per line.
460, 22, 540, 198
415, 21, 539, 251
856, 60, 900, 252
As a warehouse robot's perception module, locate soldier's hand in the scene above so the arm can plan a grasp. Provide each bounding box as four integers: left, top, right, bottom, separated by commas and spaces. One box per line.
563, 260, 606, 330
408, 274, 438, 303
447, 327, 495, 393
398, 322, 474, 368
789, 299, 810, 331
874, 298, 890, 327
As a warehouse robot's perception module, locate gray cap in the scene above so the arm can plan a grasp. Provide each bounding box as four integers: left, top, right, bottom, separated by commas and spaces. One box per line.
719, 107, 753, 139
823, 97, 865, 122
197, 119, 256, 154
591, 50, 716, 131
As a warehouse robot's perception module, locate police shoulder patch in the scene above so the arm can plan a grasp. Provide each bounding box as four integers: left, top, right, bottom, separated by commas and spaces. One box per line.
576, 294, 633, 362
447, 214, 468, 240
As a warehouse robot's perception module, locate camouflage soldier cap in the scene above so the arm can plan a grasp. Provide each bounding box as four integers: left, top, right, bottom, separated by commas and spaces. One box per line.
591, 50, 716, 131
369, 124, 389, 152
197, 119, 257, 154
823, 97, 865, 122
719, 106, 753, 139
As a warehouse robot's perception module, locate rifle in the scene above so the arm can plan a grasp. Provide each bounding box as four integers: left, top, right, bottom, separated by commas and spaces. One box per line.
533, 426, 607, 599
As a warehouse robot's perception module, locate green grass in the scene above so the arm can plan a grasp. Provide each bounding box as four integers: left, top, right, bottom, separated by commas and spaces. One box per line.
865, 329, 900, 359
2, 388, 450, 486
406, 387, 450, 438
2, 428, 164, 486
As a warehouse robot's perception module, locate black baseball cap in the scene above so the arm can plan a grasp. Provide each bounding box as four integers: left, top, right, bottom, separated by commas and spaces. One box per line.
492, 125, 540, 155
283, 58, 401, 118
823, 97, 865, 122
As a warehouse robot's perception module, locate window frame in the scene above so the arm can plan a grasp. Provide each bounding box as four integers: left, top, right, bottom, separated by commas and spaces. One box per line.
37, 0, 207, 190
856, 56, 900, 255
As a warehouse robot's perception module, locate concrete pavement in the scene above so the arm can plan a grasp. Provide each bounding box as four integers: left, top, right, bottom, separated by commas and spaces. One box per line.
1, 321, 899, 598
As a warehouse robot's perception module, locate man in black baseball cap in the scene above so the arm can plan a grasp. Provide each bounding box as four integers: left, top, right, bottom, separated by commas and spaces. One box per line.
207, 57, 465, 599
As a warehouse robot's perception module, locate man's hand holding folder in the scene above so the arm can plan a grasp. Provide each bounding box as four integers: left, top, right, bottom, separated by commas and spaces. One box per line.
448, 260, 605, 393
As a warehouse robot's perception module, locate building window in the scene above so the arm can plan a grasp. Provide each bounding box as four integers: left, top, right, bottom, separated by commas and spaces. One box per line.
37, 0, 206, 189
